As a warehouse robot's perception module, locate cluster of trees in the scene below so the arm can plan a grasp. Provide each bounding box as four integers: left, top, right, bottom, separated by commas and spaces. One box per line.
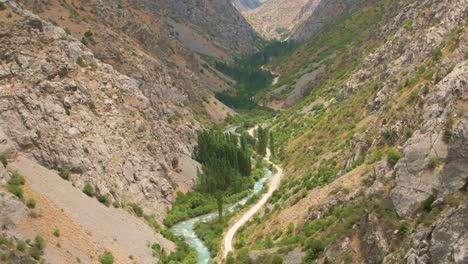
194, 130, 252, 218
245, 40, 297, 67
256, 127, 275, 158
215, 62, 273, 96
256, 127, 268, 156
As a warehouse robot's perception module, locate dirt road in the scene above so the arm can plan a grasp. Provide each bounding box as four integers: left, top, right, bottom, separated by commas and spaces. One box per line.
222, 127, 283, 258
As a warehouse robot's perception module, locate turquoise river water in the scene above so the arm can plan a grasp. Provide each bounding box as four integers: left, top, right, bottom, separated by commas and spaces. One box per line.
170, 168, 273, 264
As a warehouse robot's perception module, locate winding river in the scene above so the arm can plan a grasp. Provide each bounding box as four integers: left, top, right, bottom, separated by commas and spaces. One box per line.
170, 165, 273, 264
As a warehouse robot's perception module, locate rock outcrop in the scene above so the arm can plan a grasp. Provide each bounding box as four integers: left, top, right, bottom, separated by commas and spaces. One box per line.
0, 2, 201, 219
291, 0, 357, 41
242, 0, 321, 40
146, 0, 261, 55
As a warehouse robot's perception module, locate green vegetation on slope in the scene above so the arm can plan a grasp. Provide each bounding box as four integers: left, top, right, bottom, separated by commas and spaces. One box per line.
259, 0, 393, 101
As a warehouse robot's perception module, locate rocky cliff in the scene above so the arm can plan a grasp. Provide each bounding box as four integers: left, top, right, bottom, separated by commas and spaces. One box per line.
146, 0, 261, 55
0, 0, 260, 221
242, 0, 320, 40
0, 0, 202, 219
291, 0, 357, 41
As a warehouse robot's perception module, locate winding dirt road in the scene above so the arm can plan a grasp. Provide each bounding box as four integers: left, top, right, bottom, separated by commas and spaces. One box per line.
222, 127, 283, 258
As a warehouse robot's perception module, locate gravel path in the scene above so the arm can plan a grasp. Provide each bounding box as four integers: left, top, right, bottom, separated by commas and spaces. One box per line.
222, 127, 283, 258
10, 156, 175, 264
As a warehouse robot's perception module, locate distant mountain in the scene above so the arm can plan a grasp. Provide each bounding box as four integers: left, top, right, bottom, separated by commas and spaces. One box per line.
241, 0, 322, 40
232, 0, 263, 11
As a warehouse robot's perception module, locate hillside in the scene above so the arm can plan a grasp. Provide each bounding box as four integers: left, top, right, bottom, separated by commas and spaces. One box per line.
242, 0, 317, 40
228, 0, 468, 263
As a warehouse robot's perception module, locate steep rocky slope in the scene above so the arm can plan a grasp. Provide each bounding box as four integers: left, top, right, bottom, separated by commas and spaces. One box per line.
260, 0, 396, 108
231, 0, 263, 12
291, 0, 368, 41
146, 0, 261, 56
0, 1, 202, 219
231, 0, 468, 262
0, 0, 261, 222
242, 0, 320, 40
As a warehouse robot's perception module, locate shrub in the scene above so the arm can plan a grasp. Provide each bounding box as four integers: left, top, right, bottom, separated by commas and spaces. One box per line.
29, 247, 41, 260
387, 148, 402, 167
421, 195, 436, 212
97, 195, 109, 206
428, 157, 438, 169
84, 30, 93, 38
443, 128, 453, 143
26, 198, 36, 208
8, 184, 23, 199
99, 251, 114, 264
64, 27, 71, 34
54, 229, 60, 237
81, 37, 89, 46
17, 240, 27, 252
305, 239, 324, 259
270, 254, 283, 264
130, 203, 144, 217
82, 183, 94, 197
0, 155, 7, 167
399, 220, 409, 237
432, 47, 442, 61
35, 235, 46, 250
76, 56, 87, 67
59, 167, 71, 180
0, 2, 7, 11
8, 171, 25, 185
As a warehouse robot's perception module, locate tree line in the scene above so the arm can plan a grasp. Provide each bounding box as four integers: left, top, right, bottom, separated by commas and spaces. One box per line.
194, 130, 252, 218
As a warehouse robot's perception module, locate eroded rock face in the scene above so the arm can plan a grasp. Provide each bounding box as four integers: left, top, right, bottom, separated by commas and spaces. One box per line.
145, 0, 260, 55
292, 0, 357, 41
0, 190, 29, 233
360, 214, 390, 264
391, 63, 468, 217
0, 3, 201, 219
0, 130, 16, 158
430, 205, 468, 263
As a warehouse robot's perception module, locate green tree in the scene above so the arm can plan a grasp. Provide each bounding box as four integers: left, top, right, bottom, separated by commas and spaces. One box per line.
269, 131, 275, 158
195, 129, 252, 219
256, 127, 268, 156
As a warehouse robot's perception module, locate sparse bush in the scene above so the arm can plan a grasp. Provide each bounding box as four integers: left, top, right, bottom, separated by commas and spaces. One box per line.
0, 2, 7, 11
8, 185, 23, 199
97, 195, 109, 206
387, 148, 402, 167
130, 203, 144, 217
305, 238, 324, 259
26, 198, 36, 208
82, 183, 94, 197
81, 37, 88, 46
428, 157, 438, 169
399, 220, 409, 237
84, 30, 93, 38
0, 155, 7, 167
421, 195, 436, 212
76, 57, 87, 67
17, 240, 27, 252
59, 167, 71, 180
29, 246, 41, 260
443, 114, 454, 143
8, 171, 25, 185
64, 27, 71, 35
99, 251, 114, 264
53, 229, 60, 237
432, 47, 442, 61
34, 235, 46, 251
